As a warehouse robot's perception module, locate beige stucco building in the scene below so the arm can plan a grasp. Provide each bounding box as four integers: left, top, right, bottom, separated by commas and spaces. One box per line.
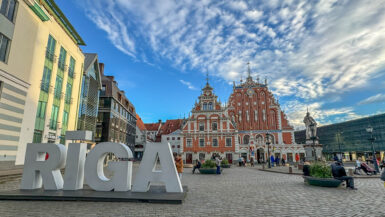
0, 0, 85, 164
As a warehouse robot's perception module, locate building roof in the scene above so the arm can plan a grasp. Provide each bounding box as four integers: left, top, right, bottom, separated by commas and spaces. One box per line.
40, 0, 85, 45
136, 114, 146, 131
144, 123, 161, 131
159, 119, 184, 135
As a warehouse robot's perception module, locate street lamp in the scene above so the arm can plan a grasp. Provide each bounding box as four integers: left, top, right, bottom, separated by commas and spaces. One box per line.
336, 131, 343, 161
266, 133, 271, 168
309, 123, 317, 161
366, 126, 379, 173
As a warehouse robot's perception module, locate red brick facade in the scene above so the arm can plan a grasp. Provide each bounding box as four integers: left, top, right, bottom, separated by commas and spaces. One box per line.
182, 82, 237, 163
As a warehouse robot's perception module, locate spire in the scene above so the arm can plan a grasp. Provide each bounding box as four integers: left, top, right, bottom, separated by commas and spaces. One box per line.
247, 62, 251, 78
206, 71, 209, 85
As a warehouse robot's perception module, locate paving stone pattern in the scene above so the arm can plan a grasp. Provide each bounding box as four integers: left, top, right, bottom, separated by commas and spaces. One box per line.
0, 166, 384, 217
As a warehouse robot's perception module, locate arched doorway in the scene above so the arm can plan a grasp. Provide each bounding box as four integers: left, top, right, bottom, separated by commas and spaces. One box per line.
257, 148, 265, 163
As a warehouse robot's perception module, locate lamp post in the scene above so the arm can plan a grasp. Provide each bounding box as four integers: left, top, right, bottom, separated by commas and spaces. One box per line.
266, 133, 271, 168
336, 131, 343, 161
366, 126, 379, 173
309, 123, 317, 161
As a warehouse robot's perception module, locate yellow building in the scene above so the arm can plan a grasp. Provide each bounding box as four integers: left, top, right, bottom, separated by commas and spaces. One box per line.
0, 0, 85, 164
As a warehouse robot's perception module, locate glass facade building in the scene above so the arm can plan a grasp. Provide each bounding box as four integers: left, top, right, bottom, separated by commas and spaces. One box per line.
77, 53, 102, 138
295, 113, 385, 160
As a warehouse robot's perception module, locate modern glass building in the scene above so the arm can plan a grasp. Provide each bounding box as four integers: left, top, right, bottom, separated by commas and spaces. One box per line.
295, 113, 385, 160
77, 53, 102, 140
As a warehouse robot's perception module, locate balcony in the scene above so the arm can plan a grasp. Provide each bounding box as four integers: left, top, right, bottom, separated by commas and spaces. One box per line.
58, 61, 67, 71
45, 48, 57, 62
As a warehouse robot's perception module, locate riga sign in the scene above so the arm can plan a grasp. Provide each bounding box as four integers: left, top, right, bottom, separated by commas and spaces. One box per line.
20, 141, 183, 193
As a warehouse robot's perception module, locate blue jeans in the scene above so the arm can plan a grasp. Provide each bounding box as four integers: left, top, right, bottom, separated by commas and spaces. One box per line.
216, 166, 221, 174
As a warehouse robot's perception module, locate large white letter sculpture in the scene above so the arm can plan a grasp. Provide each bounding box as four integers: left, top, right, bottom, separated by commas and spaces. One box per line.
63, 142, 87, 190
132, 142, 183, 193
20, 143, 66, 190
84, 142, 132, 191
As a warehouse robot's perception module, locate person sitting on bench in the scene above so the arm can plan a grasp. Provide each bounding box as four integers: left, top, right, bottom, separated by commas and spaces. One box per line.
331, 161, 357, 190
192, 160, 201, 174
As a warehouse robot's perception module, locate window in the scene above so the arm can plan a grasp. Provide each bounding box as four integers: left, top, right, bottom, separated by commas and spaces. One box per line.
212, 138, 218, 147
212, 122, 217, 131
0, 0, 16, 22
45, 35, 56, 61
199, 122, 204, 131
58, 47, 67, 70
186, 139, 192, 147
199, 153, 205, 160
177, 137, 180, 140
61, 111, 68, 133
36, 101, 47, 118
54, 77, 63, 99
208, 102, 213, 110
49, 105, 59, 130
199, 139, 204, 147
0, 34, 10, 63
243, 135, 250, 144
172, 137, 175, 140
226, 138, 232, 147
68, 57, 75, 78
203, 103, 207, 110
65, 83, 72, 104
41, 67, 52, 92
101, 85, 106, 95
167, 137, 169, 140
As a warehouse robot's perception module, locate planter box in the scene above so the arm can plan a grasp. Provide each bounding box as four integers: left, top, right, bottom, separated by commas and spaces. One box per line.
304, 176, 342, 187
198, 168, 218, 174
221, 165, 231, 168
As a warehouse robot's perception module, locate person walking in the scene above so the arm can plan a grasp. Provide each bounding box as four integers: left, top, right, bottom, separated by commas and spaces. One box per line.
238, 155, 243, 167
270, 155, 275, 167
192, 159, 201, 174
250, 157, 255, 167
175, 154, 184, 180
275, 156, 280, 167
216, 157, 222, 174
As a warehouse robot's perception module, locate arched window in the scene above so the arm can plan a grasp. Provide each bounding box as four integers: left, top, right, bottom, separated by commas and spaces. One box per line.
256, 135, 263, 145
243, 135, 250, 145
270, 110, 276, 129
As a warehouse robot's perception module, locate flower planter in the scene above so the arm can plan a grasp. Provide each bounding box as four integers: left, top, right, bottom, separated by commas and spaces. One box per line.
198, 168, 217, 174
304, 176, 342, 187
221, 165, 231, 168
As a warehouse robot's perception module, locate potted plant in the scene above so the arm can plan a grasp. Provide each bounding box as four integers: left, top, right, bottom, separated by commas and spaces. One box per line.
304, 162, 342, 187
221, 159, 231, 168
198, 160, 217, 174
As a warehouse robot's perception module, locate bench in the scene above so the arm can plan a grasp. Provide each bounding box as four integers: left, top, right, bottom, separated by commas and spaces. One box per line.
303, 176, 343, 187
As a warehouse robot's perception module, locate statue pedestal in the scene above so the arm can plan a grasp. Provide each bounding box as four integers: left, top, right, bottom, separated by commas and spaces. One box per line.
304, 140, 323, 161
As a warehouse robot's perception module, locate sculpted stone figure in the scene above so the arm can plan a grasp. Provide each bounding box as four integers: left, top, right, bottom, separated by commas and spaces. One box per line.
304, 111, 317, 140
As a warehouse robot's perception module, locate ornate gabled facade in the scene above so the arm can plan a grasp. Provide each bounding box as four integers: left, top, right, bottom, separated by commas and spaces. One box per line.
182, 80, 238, 164
227, 65, 304, 163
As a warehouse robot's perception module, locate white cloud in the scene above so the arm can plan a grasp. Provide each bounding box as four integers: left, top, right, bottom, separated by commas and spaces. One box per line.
358, 94, 385, 105
180, 80, 197, 90
282, 100, 361, 130
81, 0, 385, 125
245, 10, 263, 20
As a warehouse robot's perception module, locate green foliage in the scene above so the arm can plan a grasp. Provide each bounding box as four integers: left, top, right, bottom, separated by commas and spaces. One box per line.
310, 162, 332, 178
221, 159, 229, 166
202, 160, 216, 168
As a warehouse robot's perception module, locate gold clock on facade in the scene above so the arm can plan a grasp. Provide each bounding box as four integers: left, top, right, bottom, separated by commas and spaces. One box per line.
247, 88, 254, 96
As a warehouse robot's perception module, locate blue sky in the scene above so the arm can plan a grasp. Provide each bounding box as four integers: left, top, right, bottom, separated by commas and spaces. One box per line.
57, 0, 385, 129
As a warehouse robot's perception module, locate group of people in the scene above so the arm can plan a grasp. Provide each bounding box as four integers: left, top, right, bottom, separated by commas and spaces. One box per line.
192, 154, 223, 175
270, 155, 286, 167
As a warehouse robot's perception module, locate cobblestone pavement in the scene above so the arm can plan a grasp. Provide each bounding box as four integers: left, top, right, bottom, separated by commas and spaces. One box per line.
0, 166, 384, 217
